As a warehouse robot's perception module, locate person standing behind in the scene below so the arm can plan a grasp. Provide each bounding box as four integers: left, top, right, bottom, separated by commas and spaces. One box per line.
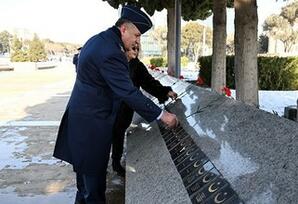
112, 46, 178, 176
53, 5, 178, 204
72, 47, 81, 72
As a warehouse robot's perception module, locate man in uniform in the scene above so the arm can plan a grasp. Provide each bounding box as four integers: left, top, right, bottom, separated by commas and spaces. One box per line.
53, 5, 178, 204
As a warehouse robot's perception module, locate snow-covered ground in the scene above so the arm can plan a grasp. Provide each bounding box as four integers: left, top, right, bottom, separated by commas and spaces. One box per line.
221, 89, 297, 117
248, 90, 297, 116
180, 70, 297, 117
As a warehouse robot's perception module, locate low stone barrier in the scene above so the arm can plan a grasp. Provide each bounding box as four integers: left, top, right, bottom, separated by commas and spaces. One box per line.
0, 64, 14, 71
36, 62, 57, 70
10, 62, 57, 72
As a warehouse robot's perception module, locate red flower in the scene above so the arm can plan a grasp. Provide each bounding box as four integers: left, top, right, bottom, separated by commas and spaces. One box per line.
196, 76, 204, 85
149, 64, 156, 70
221, 86, 231, 97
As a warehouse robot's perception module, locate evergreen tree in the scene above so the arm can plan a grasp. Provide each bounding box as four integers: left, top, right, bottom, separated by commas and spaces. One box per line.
28, 34, 47, 62
103, 0, 233, 21
0, 30, 13, 54
10, 36, 28, 62
258, 34, 269, 53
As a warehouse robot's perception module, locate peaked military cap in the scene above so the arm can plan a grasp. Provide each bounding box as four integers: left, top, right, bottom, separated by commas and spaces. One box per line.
121, 5, 153, 34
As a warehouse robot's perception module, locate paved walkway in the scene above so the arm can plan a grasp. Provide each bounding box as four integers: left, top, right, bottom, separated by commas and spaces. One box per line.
0, 63, 124, 204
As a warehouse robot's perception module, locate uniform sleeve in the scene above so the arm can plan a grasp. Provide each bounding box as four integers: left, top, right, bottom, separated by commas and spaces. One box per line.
133, 59, 172, 104
100, 53, 162, 122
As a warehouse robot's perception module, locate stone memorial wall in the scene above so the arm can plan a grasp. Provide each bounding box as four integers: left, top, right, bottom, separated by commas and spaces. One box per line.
126, 72, 298, 204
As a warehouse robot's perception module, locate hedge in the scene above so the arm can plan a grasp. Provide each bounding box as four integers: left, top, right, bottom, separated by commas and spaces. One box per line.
198, 56, 298, 90
150, 57, 164, 67
150, 56, 189, 68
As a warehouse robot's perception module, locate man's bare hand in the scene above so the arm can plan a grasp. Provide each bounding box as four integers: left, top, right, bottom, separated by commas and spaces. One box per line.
160, 111, 178, 128
167, 91, 178, 100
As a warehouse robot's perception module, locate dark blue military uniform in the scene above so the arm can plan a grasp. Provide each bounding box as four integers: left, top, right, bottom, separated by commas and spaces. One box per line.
53, 26, 161, 203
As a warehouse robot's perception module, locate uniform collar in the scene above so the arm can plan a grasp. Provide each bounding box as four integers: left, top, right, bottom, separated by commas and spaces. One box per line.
111, 26, 121, 38
110, 26, 126, 53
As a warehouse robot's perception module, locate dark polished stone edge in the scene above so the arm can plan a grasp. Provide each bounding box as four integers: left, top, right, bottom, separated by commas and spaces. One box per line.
157, 122, 244, 204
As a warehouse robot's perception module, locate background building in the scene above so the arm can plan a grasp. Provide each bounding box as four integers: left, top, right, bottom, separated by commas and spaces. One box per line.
141, 33, 162, 57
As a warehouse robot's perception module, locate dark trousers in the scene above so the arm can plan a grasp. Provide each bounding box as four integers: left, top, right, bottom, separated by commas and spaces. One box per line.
75, 172, 107, 204
112, 103, 134, 162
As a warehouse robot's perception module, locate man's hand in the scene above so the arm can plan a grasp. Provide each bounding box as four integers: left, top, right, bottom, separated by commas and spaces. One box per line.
167, 91, 178, 100
160, 111, 178, 128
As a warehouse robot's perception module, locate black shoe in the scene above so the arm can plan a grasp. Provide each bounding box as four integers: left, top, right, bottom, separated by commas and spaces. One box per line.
112, 160, 125, 177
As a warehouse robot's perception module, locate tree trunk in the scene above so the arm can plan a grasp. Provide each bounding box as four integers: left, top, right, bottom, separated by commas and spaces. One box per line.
234, 0, 259, 107
211, 0, 227, 94
283, 40, 292, 53
167, 7, 175, 76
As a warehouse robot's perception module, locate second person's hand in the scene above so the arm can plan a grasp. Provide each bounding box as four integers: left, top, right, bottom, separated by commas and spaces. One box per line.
167, 91, 178, 100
